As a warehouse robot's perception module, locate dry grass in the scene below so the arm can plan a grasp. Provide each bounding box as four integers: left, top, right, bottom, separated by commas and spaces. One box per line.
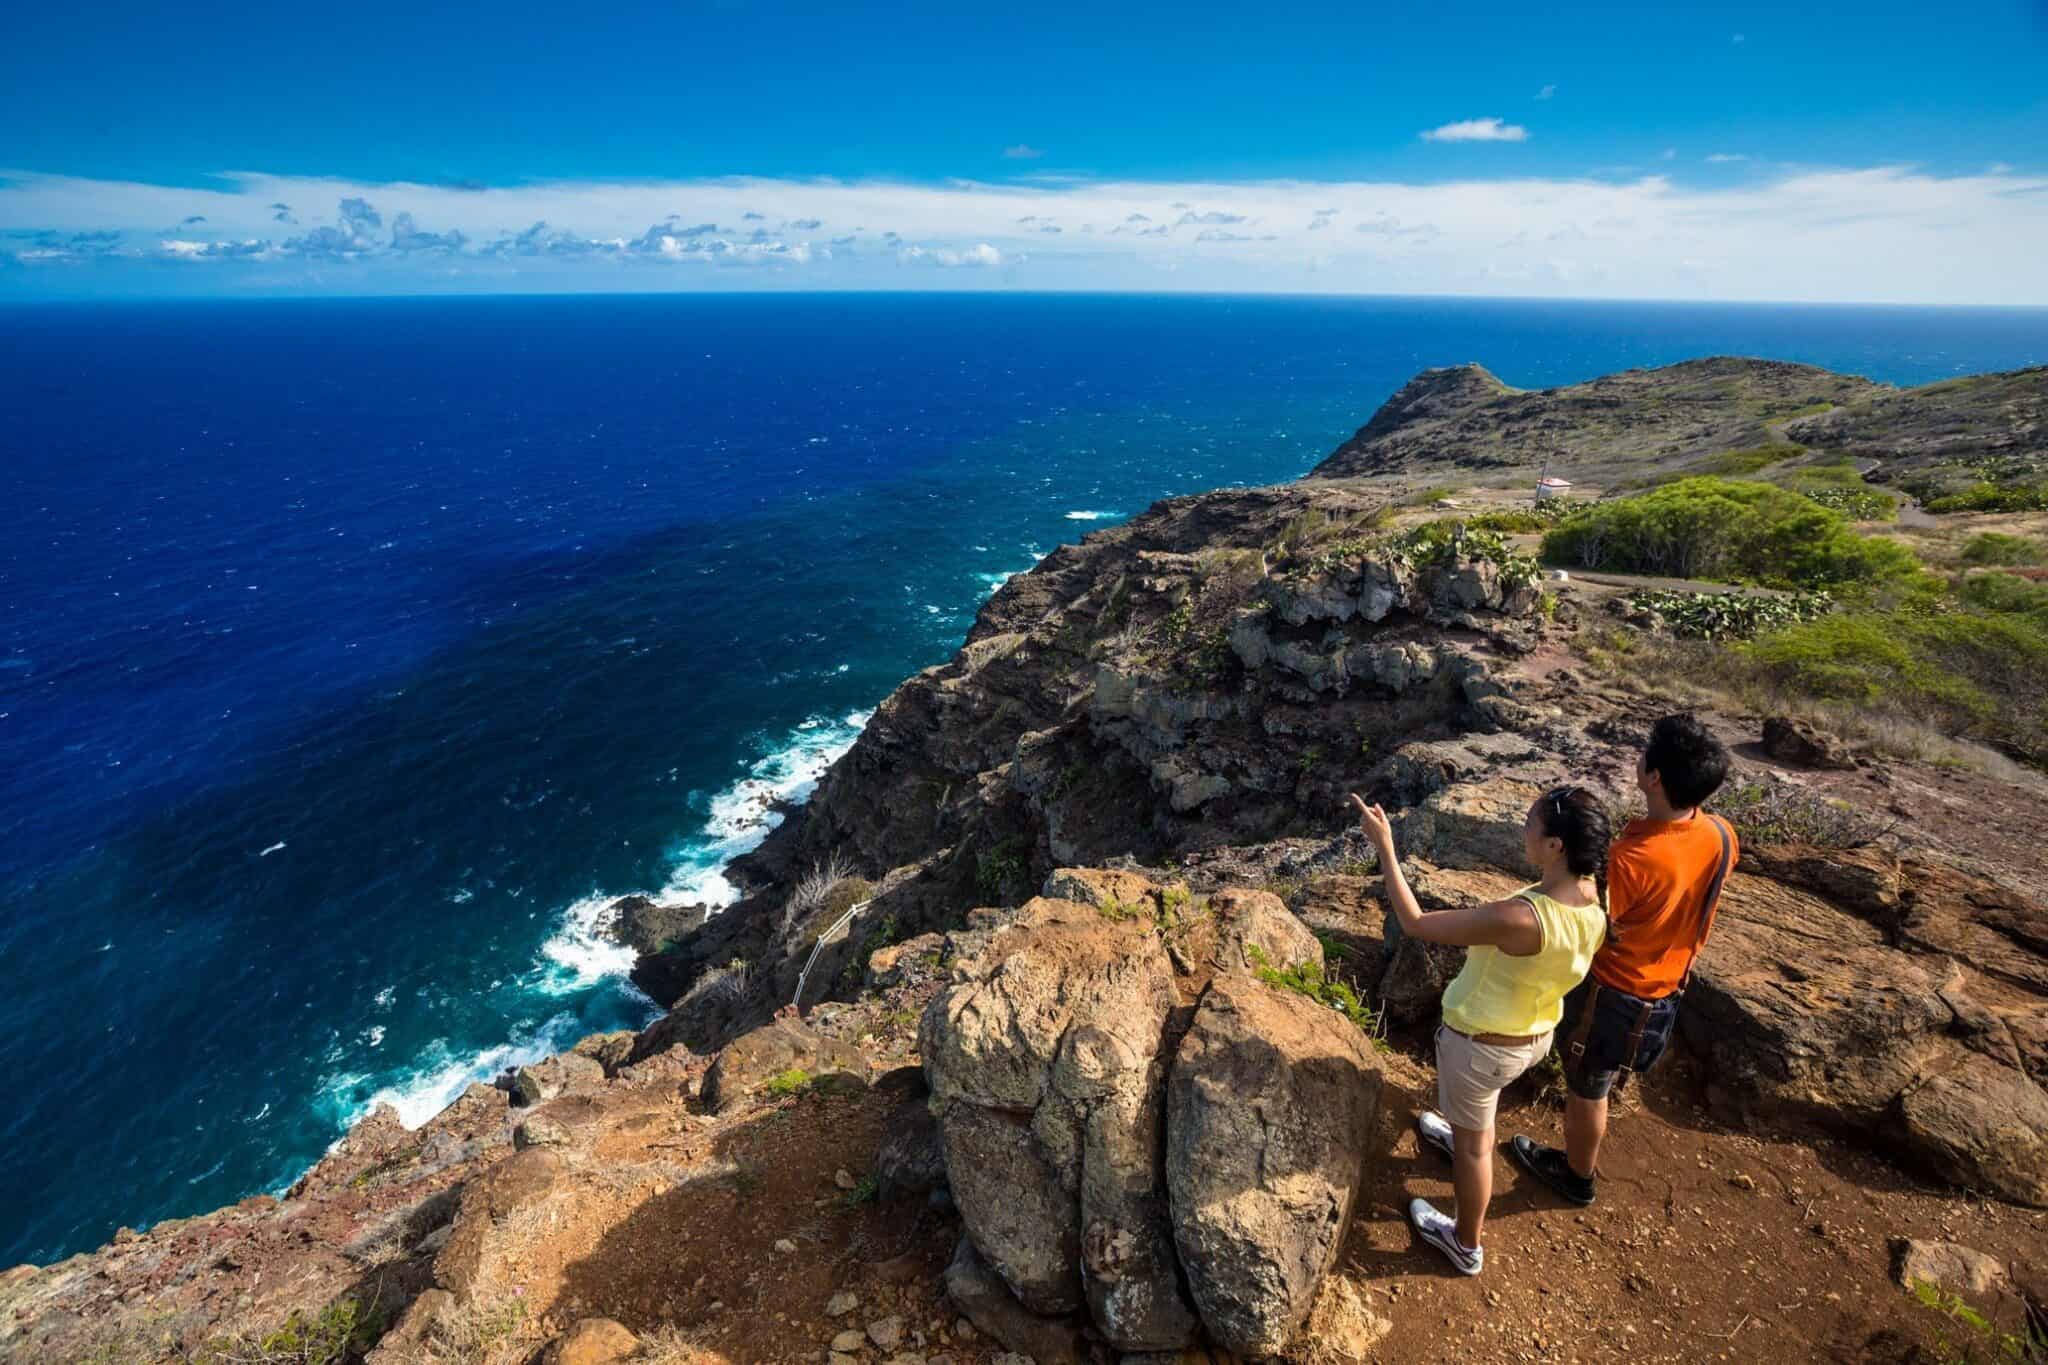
633, 1323, 721, 1364
1579, 627, 2034, 786
780, 852, 856, 940
379, 1295, 529, 1365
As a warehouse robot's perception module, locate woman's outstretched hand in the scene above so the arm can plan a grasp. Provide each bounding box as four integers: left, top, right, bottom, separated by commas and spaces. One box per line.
1349, 793, 1396, 853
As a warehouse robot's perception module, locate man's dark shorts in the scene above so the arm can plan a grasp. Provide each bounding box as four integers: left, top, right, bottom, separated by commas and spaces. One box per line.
1560, 977, 1680, 1101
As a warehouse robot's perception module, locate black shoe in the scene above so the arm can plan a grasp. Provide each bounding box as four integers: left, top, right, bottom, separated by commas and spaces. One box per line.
1510, 1135, 1596, 1206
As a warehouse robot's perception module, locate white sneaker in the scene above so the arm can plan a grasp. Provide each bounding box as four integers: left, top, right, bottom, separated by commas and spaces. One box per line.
1416, 1109, 1455, 1162
1408, 1197, 1484, 1276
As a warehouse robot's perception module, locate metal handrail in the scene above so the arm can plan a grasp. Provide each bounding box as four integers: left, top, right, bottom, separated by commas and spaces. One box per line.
790, 898, 875, 1010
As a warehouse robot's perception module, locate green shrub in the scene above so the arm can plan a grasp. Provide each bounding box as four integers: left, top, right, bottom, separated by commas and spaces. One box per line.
1246, 945, 1387, 1049
1398, 482, 1467, 507
1693, 443, 1801, 477
1961, 570, 2048, 622
1540, 477, 1919, 588
1926, 481, 2048, 513
198, 1297, 387, 1365
1391, 520, 1542, 590
1623, 588, 1835, 640
764, 1067, 813, 1097
975, 834, 1031, 903
839, 912, 901, 986
1907, 1277, 2047, 1364
1464, 501, 1574, 535
1748, 606, 2048, 764
1463, 508, 1548, 534
1961, 532, 2045, 567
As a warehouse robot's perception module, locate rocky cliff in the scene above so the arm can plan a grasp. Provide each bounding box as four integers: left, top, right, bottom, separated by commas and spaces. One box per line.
10, 356, 2048, 1364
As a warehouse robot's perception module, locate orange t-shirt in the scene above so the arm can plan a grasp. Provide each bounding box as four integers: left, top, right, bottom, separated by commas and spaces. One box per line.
1591, 812, 1738, 999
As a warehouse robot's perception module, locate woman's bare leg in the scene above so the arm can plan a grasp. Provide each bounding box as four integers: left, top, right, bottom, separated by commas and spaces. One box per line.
1452, 1122, 1493, 1249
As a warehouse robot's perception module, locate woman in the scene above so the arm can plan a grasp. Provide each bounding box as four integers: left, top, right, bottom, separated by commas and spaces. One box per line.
1350, 787, 1611, 1276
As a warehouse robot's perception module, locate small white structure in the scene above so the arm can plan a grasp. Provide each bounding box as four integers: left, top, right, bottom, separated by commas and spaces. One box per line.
1535, 475, 1574, 503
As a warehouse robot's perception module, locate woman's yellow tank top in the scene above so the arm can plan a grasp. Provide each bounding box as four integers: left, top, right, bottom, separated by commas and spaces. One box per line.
1440, 886, 1607, 1037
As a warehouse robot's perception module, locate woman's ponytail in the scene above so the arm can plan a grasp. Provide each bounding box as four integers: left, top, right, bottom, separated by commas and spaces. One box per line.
1540, 786, 1613, 881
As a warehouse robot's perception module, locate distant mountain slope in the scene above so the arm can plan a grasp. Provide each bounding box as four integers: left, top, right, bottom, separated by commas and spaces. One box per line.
1307, 357, 1886, 482
1782, 365, 2048, 486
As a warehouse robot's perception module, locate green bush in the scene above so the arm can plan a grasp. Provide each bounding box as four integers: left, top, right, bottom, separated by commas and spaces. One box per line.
1926, 481, 2048, 513
1540, 477, 1919, 588
1960, 532, 2045, 567
1748, 606, 2048, 764
1624, 588, 1835, 640
1960, 570, 2048, 622
1392, 520, 1542, 590
1693, 443, 1802, 477
1464, 501, 1574, 534
1713, 779, 1886, 849
764, 1067, 813, 1096
1246, 945, 1387, 1049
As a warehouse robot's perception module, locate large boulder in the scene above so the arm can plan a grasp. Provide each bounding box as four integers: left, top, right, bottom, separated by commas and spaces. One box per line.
1392, 778, 1542, 872
1165, 976, 1383, 1357
1175, 888, 1324, 981
943, 1237, 1086, 1365
1685, 873, 2048, 1207
510, 1052, 606, 1105
922, 897, 1197, 1349
701, 1017, 869, 1114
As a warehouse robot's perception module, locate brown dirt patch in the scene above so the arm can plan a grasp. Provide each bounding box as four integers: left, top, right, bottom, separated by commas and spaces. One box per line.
1347, 1054, 2046, 1364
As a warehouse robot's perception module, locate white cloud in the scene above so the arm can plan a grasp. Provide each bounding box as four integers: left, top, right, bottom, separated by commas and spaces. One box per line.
4, 164, 2047, 304
899, 242, 1002, 267
1535, 84, 1557, 100
1705, 152, 1751, 163
1420, 118, 1531, 143
1002, 145, 1044, 160
1660, 148, 1678, 161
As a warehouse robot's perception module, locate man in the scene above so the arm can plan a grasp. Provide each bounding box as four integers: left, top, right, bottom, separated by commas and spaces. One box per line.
1510, 713, 1736, 1206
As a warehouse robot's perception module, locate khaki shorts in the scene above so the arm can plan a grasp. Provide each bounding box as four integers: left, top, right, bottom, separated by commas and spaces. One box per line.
1435, 1024, 1555, 1132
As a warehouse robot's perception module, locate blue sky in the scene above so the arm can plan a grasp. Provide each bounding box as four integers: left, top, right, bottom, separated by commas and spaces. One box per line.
4, 1, 2047, 301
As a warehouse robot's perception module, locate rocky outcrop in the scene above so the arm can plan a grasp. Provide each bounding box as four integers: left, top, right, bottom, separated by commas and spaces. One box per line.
1166, 977, 1382, 1357
1761, 715, 1856, 769
1685, 862, 2048, 1207
921, 875, 1391, 1358
919, 895, 1194, 1346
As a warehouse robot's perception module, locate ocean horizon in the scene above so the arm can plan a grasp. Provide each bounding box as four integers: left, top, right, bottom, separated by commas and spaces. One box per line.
3, 291, 2045, 1267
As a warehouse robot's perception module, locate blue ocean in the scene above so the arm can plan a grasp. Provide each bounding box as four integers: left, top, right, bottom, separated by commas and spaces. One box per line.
2, 293, 2044, 1265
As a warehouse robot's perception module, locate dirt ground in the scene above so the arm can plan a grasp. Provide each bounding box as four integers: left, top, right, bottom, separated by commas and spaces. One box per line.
1350, 1054, 2046, 1364
483, 1045, 2041, 1365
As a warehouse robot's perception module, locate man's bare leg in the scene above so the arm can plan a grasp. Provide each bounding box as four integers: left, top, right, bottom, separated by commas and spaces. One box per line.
1564, 1091, 1606, 1179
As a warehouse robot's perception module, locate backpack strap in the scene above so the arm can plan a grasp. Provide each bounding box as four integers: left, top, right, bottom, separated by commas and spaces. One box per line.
1562, 981, 1603, 1082
1674, 814, 1735, 998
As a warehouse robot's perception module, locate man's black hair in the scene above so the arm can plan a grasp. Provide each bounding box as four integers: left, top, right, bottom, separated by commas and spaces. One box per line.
1643, 713, 1731, 810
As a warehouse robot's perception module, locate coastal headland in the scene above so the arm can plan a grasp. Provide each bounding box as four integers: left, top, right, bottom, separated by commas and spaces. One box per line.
11, 357, 2046, 1364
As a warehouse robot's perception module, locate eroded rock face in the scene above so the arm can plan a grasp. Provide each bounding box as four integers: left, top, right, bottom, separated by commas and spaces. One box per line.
1165, 977, 1383, 1357
921, 897, 1195, 1346
1686, 869, 2048, 1208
